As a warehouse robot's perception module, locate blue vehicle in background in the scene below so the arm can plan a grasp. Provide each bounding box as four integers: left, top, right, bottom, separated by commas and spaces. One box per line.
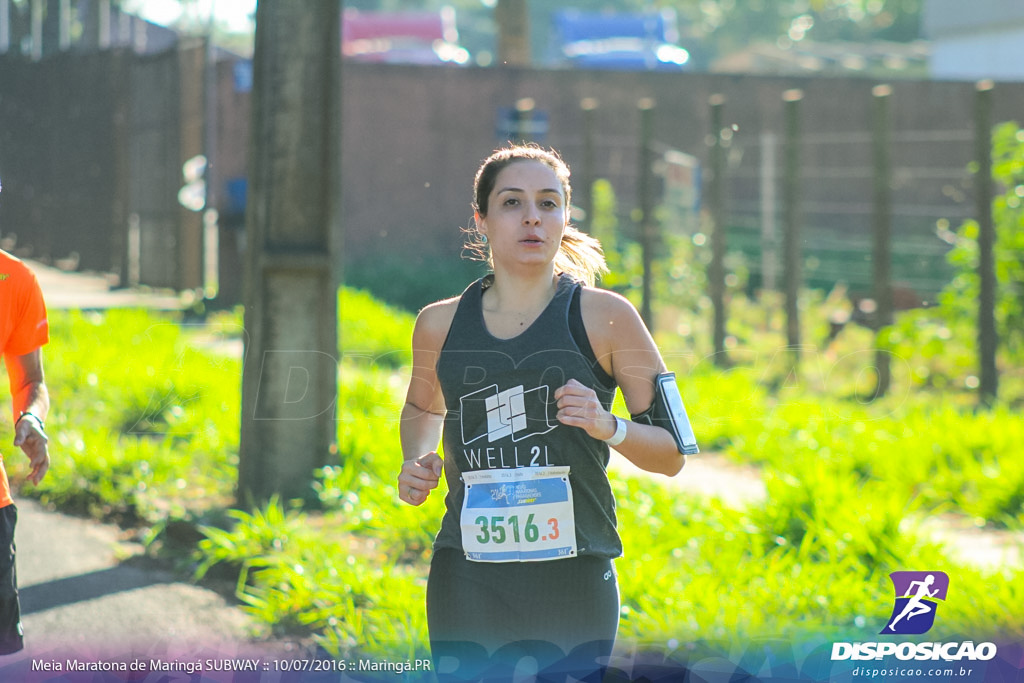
552, 8, 690, 71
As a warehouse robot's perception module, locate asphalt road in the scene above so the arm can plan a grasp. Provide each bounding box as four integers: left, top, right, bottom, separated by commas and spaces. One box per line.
0, 498, 292, 676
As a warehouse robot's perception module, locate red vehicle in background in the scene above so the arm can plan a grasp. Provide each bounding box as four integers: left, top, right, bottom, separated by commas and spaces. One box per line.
342, 7, 470, 65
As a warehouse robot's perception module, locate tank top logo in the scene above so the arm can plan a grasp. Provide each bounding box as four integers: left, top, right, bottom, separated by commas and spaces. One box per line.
459, 383, 558, 444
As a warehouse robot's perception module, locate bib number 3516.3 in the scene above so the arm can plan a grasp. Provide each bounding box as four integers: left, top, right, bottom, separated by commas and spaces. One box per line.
472, 512, 560, 545
460, 466, 577, 562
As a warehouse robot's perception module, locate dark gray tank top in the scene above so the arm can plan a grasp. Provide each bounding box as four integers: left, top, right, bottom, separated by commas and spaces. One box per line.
434, 273, 622, 559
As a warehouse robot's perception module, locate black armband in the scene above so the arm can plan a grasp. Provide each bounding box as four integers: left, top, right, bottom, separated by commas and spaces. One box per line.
630, 372, 699, 455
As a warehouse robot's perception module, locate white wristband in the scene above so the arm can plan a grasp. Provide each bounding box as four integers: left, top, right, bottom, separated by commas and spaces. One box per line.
603, 416, 627, 447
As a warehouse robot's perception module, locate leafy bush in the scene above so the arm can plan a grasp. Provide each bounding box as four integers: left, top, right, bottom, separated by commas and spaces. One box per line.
939, 122, 1024, 355
876, 122, 1024, 398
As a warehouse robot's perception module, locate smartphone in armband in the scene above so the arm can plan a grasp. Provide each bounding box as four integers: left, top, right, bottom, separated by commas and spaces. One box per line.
631, 372, 699, 455
657, 373, 699, 455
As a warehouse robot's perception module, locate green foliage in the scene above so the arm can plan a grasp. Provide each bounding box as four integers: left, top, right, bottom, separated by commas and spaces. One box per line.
589, 178, 709, 313
191, 358, 440, 657
195, 496, 308, 581
246, 546, 428, 659
206, 287, 417, 367
9, 309, 240, 522
874, 122, 1024, 398
194, 494, 429, 657
19, 280, 1024, 663
613, 472, 1024, 648
339, 287, 416, 367
193, 297, 1024, 659
681, 355, 1024, 530
879, 309, 978, 392
343, 251, 486, 314
588, 178, 640, 295
938, 122, 1024, 355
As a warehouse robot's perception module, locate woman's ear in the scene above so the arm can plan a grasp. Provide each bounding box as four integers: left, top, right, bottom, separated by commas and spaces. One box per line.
474, 210, 486, 237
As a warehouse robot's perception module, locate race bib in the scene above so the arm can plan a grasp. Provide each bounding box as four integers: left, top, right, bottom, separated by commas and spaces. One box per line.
460, 466, 577, 562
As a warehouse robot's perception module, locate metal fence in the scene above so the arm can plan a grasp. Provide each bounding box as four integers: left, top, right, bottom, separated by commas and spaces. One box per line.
2, 50, 1022, 305
722, 128, 975, 297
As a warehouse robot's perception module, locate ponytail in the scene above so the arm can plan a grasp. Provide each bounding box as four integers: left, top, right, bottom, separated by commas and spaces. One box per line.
555, 226, 608, 287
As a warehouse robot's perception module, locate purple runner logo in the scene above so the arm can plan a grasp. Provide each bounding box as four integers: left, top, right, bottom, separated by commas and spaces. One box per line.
881, 571, 949, 635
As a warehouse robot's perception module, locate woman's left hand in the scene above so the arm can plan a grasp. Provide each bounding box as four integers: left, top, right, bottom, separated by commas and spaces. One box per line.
554, 379, 617, 441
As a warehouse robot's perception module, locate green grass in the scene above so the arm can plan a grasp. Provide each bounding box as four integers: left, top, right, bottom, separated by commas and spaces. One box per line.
338, 287, 415, 367
5, 309, 240, 522
8, 285, 1022, 663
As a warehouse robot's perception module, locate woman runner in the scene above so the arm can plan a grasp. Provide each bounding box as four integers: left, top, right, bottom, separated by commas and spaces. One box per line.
398, 144, 686, 680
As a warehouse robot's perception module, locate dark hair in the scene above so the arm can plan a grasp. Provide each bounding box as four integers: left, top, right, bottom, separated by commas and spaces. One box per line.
466, 144, 608, 286
473, 145, 572, 216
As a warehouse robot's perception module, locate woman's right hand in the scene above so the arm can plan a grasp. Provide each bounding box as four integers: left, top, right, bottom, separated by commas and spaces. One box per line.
398, 452, 444, 506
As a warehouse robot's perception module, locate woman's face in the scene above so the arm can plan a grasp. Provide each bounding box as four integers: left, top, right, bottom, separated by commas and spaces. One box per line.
476, 160, 569, 272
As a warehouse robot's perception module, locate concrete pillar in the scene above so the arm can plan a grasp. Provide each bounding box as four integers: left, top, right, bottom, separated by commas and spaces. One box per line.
239, 0, 341, 505
0, 0, 10, 53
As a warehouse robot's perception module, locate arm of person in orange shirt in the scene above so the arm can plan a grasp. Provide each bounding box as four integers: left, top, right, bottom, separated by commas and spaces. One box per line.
5, 349, 50, 485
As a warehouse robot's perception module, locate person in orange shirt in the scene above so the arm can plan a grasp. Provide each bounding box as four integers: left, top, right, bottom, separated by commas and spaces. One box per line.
0, 247, 51, 655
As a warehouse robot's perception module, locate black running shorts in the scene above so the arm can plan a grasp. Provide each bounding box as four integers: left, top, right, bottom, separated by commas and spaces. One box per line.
0, 505, 22, 655
427, 547, 619, 681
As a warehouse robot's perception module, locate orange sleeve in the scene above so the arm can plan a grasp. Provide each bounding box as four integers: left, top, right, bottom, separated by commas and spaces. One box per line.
4, 261, 49, 356
0, 256, 47, 507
